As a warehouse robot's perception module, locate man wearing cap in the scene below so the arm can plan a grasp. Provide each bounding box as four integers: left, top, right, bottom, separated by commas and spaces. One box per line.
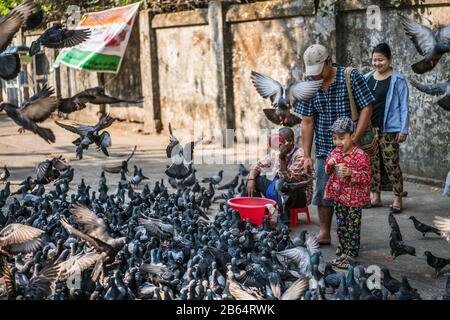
294, 44, 374, 244
245, 127, 313, 225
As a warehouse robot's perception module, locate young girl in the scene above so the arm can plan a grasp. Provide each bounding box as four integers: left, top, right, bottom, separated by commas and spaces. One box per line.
324, 117, 371, 269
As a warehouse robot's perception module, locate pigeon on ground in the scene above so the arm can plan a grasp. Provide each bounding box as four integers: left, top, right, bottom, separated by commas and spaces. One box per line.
250, 70, 323, 126
0, 0, 35, 80
29, 22, 91, 56
217, 174, 239, 191
202, 170, 224, 185
387, 213, 416, 261
130, 166, 149, 187
381, 267, 401, 295
55, 114, 115, 159
0, 85, 58, 143
102, 145, 137, 174
399, 15, 450, 74
409, 216, 441, 237
434, 216, 450, 243
410, 76, 450, 111
424, 251, 450, 277
35, 155, 69, 185
238, 164, 249, 177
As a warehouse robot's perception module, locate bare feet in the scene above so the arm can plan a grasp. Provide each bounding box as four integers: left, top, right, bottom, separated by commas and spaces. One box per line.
317, 233, 331, 245
370, 192, 382, 206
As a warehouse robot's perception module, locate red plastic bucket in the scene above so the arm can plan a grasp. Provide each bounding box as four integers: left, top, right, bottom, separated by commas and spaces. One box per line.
227, 197, 276, 226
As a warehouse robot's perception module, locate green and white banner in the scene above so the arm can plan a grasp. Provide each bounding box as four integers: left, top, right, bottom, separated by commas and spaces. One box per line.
53, 2, 140, 73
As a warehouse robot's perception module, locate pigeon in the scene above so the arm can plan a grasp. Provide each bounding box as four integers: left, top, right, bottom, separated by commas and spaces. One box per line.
250, 70, 323, 126
434, 216, 450, 243
0, 224, 44, 257
35, 155, 69, 185
238, 164, 249, 177
166, 122, 202, 164
381, 267, 401, 295
59, 204, 127, 281
55, 114, 115, 159
387, 213, 416, 261
0, 165, 10, 181
202, 170, 224, 185
25, 8, 44, 29
410, 76, 450, 111
217, 174, 239, 191
424, 251, 450, 277
394, 276, 421, 300
409, 216, 441, 237
0, 85, 58, 143
29, 22, 91, 56
0, 0, 35, 80
130, 166, 149, 187
102, 145, 137, 174
399, 15, 450, 74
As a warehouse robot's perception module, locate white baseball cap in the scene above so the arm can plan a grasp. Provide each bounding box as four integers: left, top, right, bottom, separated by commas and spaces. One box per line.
303, 44, 329, 76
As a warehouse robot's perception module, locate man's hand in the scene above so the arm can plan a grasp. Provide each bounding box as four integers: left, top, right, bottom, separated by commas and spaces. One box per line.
246, 179, 256, 197
396, 133, 407, 143
304, 157, 314, 175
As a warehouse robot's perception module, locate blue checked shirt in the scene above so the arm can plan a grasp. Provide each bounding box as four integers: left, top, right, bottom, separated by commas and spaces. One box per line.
294, 64, 375, 158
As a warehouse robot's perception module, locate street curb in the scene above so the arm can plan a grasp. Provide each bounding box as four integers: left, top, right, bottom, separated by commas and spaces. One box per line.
403, 174, 445, 188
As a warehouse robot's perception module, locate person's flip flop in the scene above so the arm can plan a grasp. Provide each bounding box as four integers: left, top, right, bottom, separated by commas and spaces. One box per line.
332, 256, 350, 270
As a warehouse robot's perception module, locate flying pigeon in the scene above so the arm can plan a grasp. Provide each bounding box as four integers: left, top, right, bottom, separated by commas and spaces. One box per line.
400, 15, 450, 74
55, 114, 115, 159
410, 75, 450, 111
0, 0, 35, 80
0, 85, 58, 143
250, 70, 323, 126
29, 22, 91, 56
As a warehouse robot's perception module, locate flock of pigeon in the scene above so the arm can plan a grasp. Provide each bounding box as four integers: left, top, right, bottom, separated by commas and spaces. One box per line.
0, 0, 142, 146
0, 0, 448, 300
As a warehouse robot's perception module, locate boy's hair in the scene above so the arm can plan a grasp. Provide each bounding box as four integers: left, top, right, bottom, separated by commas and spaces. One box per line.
330, 117, 356, 134
278, 127, 295, 142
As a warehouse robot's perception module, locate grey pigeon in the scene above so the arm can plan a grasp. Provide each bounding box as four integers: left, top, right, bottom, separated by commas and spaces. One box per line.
29, 22, 91, 56
0, 0, 35, 80
410, 75, 450, 111
0, 85, 58, 143
400, 15, 450, 74
0, 165, 10, 181
55, 114, 115, 159
250, 70, 323, 126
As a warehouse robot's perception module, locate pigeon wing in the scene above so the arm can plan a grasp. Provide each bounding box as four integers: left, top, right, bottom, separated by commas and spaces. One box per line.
45, 28, 91, 49
70, 204, 112, 243
20, 88, 58, 123
0, 223, 44, 247
280, 277, 309, 300
436, 26, 450, 44
251, 71, 283, 105
288, 80, 323, 104
0, 0, 34, 52
35, 160, 51, 182
410, 79, 447, 96
400, 15, 436, 57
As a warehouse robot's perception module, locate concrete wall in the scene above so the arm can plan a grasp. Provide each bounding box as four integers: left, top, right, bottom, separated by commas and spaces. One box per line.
10, 0, 449, 182
336, 0, 450, 181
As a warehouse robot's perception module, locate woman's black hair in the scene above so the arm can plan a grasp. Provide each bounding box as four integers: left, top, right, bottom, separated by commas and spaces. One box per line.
372, 43, 391, 59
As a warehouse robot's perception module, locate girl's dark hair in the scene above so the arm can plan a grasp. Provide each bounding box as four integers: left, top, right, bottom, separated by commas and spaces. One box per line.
372, 43, 391, 59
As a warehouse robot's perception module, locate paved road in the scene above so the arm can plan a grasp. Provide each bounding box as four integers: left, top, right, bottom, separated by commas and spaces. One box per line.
0, 114, 449, 299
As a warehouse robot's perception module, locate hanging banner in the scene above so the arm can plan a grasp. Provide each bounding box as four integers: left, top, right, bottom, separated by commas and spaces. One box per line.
53, 2, 140, 73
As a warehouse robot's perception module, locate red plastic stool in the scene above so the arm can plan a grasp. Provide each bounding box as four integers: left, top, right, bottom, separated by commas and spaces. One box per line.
290, 207, 311, 228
